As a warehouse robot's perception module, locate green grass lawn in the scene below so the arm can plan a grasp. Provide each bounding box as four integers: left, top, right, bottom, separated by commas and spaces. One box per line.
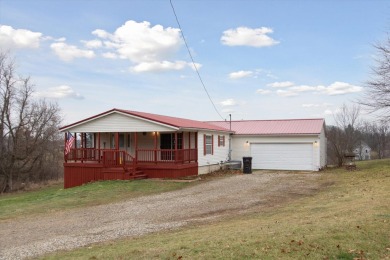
0, 179, 192, 220
41, 159, 390, 260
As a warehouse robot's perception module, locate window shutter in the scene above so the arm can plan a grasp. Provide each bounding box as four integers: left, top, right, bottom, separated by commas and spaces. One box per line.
223, 136, 225, 147
203, 134, 206, 156
212, 135, 214, 155
218, 135, 220, 147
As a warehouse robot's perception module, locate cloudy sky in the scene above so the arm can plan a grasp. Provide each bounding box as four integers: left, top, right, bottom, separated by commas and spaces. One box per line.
0, 0, 388, 125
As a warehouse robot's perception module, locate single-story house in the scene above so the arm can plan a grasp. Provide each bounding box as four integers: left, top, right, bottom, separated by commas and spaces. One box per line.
354, 142, 371, 160
60, 109, 326, 188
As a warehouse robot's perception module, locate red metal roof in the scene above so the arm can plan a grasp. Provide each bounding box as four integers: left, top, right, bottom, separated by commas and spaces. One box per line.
207, 118, 325, 135
60, 108, 231, 132
60, 108, 324, 135
117, 109, 231, 132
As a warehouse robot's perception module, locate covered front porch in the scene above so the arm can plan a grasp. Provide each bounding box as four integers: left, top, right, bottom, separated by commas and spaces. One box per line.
63, 131, 199, 188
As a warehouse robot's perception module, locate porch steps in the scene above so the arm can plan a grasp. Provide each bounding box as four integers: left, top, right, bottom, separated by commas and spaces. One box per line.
102, 167, 147, 181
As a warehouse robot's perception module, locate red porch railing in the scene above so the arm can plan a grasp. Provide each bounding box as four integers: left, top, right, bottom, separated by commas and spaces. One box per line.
66, 148, 101, 162
137, 149, 197, 163
102, 150, 136, 170
65, 148, 197, 164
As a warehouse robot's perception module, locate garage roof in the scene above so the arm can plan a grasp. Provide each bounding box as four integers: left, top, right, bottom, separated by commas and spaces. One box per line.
208, 118, 325, 135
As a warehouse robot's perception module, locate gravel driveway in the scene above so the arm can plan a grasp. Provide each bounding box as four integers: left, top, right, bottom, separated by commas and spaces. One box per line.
0, 172, 323, 259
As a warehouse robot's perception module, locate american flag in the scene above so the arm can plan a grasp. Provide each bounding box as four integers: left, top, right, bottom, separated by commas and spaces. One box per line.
65, 132, 75, 155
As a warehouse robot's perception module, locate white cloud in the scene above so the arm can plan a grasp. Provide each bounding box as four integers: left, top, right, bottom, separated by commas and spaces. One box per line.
317, 81, 363, 95
302, 104, 319, 108
221, 26, 279, 47
188, 62, 202, 71
266, 81, 362, 97
93, 20, 182, 63
290, 85, 317, 92
229, 70, 253, 79
302, 103, 333, 108
220, 98, 237, 106
102, 52, 118, 59
276, 89, 298, 97
82, 39, 103, 49
55, 37, 66, 42
50, 42, 95, 61
324, 109, 334, 115
88, 20, 193, 73
267, 81, 294, 88
130, 60, 195, 73
0, 25, 42, 49
92, 29, 111, 38
256, 89, 271, 95
35, 85, 84, 99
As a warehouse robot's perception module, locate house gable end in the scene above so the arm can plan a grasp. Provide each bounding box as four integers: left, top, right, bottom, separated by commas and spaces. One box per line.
61, 111, 178, 133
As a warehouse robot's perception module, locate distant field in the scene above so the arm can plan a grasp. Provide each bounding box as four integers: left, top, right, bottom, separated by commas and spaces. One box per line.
0, 179, 192, 220
41, 159, 390, 260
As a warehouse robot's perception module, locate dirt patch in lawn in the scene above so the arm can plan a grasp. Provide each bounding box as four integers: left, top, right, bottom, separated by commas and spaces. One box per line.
0, 171, 326, 260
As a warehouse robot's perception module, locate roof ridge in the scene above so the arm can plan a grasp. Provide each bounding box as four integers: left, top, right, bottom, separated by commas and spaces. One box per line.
118, 109, 207, 122
115, 109, 231, 132
207, 118, 324, 123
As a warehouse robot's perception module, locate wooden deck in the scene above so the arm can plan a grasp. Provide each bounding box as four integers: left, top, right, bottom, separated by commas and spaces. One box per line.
63, 148, 198, 188
63, 163, 147, 189
137, 162, 198, 178
64, 162, 198, 188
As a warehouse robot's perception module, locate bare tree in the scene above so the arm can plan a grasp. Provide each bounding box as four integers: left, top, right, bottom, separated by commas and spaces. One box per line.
362, 36, 390, 120
0, 52, 62, 192
361, 120, 389, 159
327, 104, 362, 167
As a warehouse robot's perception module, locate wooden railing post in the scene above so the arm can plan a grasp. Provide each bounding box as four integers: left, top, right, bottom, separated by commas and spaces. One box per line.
98, 133, 101, 163
64, 132, 67, 162
154, 132, 157, 164
135, 132, 138, 164
174, 132, 178, 163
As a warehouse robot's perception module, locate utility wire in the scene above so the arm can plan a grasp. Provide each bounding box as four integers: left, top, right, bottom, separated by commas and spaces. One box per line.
170, 0, 224, 120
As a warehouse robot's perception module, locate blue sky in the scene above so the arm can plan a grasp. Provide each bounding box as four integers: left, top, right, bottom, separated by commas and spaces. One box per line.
0, 0, 389, 125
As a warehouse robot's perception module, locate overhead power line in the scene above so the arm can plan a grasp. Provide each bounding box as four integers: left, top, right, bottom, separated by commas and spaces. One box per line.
169, 0, 224, 120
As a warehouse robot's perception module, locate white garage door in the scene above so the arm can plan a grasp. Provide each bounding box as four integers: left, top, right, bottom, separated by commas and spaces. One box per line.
251, 143, 313, 171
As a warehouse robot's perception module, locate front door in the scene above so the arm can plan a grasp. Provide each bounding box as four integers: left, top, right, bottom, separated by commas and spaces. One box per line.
119, 134, 125, 150
160, 133, 173, 160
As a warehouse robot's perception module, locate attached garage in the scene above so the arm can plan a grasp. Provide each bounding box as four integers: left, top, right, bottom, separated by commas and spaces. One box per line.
208, 118, 327, 171
250, 143, 313, 171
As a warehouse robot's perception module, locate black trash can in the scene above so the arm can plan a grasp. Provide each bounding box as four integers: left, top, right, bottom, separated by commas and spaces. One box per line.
243, 157, 252, 174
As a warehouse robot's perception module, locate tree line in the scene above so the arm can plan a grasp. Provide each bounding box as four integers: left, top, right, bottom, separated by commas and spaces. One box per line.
327, 104, 389, 167
0, 52, 62, 192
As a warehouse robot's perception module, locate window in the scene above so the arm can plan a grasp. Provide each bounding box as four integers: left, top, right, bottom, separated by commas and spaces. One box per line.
218, 135, 225, 147
204, 134, 213, 155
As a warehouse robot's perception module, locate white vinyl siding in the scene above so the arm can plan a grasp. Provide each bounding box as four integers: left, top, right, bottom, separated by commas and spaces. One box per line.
64, 112, 177, 133
198, 131, 230, 168
319, 127, 327, 168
